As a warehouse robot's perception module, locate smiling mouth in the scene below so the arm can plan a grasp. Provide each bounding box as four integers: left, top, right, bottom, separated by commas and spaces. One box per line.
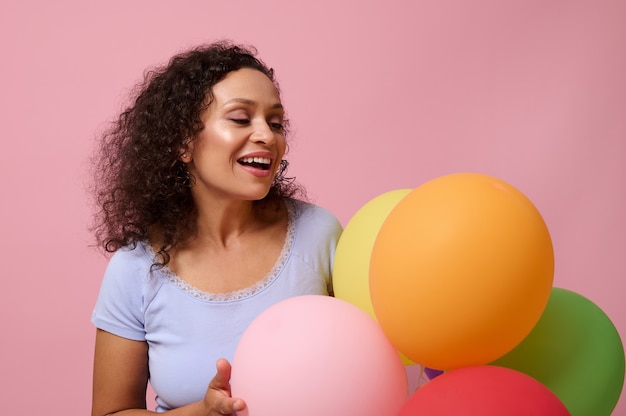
238, 157, 272, 170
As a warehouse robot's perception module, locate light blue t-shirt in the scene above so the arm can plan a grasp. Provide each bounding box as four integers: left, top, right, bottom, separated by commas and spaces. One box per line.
91, 199, 343, 412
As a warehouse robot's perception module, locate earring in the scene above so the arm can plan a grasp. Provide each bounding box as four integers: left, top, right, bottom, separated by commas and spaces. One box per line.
182, 169, 193, 187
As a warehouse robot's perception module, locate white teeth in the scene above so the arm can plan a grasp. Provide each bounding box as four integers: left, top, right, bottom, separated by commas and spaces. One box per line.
240, 157, 271, 165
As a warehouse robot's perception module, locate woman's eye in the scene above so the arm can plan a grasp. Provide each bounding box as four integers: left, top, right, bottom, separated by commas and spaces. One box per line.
270, 122, 284, 131
230, 118, 250, 125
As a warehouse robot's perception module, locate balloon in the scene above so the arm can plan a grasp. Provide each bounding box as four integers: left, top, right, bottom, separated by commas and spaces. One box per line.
333, 188, 414, 365
370, 173, 554, 369
231, 295, 408, 416
492, 287, 625, 416
398, 365, 570, 415
333, 188, 411, 317
424, 367, 444, 380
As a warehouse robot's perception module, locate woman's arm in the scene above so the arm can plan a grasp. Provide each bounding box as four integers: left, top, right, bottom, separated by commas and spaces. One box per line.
92, 329, 149, 415
91, 329, 245, 416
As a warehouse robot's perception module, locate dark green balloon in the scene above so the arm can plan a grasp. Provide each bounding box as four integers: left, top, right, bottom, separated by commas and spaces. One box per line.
492, 287, 624, 415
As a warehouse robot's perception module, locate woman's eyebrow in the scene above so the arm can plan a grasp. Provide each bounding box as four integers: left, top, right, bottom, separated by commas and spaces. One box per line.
223, 98, 284, 110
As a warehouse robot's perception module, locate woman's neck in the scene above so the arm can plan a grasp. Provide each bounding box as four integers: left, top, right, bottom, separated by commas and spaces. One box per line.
192, 199, 259, 249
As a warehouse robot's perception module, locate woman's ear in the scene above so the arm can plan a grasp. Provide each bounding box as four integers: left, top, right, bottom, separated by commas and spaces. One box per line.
179, 150, 192, 163
179, 142, 193, 163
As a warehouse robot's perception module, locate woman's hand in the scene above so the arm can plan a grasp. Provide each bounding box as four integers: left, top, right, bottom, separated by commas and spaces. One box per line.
203, 359, 246, 415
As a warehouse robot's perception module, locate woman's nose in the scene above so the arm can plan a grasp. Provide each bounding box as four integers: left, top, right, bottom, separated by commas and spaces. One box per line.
250, 121, 276, 144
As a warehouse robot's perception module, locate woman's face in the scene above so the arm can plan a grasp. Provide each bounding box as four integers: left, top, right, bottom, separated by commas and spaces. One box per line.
184, 68, 287, 204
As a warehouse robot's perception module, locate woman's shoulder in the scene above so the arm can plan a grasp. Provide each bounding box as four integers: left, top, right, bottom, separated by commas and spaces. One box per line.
103, 242, 155, 281
287, 198, 343, 247
96, 242, 166, 308
281, 199, 342, 283
107, 241, 152, 265
289, 198, 342, 230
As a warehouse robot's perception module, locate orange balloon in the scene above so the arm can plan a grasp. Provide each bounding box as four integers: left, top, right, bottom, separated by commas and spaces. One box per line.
370, 173, 554, 370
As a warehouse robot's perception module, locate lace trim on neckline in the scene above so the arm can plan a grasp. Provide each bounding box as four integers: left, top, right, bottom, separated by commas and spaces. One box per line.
152, 200, 296, 302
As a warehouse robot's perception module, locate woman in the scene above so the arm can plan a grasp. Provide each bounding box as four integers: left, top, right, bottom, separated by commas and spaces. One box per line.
90, 41, 342, 415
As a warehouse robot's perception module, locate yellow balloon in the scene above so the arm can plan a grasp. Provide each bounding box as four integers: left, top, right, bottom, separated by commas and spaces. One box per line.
370, 173, 554, 370
333, 189, 414, 365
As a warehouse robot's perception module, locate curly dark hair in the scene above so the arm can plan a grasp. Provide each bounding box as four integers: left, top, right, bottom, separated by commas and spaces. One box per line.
91, 41, 303, 266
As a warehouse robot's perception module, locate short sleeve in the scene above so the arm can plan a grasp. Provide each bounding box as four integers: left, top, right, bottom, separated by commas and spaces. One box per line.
290, 200, 343, 295
314, 206, 342, 294
91, 246, 150, 341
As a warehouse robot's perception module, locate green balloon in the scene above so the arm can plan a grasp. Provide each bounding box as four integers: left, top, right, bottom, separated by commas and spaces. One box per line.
492, 287, 625, 415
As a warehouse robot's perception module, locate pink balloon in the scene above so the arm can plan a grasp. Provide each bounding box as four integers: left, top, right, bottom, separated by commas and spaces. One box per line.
231, 295, 408, 416
399, 365, 570, 416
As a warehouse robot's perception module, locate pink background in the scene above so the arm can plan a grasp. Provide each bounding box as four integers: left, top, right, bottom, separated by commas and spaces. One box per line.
1, 0, 624, 413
